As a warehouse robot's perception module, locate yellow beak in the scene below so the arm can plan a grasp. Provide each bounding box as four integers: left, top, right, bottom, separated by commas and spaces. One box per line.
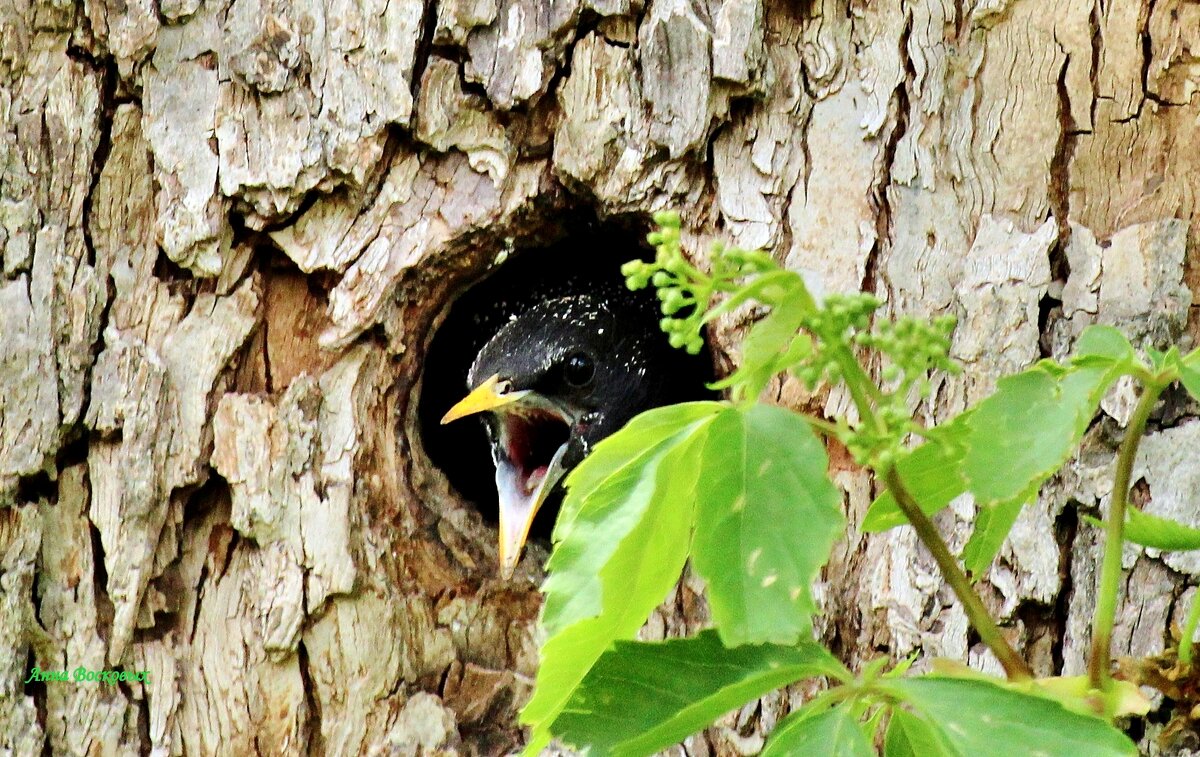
440, 374, 528, 424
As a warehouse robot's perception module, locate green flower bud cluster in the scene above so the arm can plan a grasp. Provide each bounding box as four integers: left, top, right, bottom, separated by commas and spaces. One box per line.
787, 297, 961, 467
792, 294, 883, 390
845, 423, 900, 469
843, 401, 921, 468
858, 314, 959, 466
806, 293, 883, 340
621, 212, 686, 286
623, 211, 778, 356
859, 314, 960, 398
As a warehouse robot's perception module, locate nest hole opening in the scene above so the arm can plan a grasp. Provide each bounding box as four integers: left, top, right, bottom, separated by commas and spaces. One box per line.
418, 214, 714, 549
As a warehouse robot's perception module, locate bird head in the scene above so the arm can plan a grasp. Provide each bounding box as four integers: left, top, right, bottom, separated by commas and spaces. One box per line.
440, 292, 662, 578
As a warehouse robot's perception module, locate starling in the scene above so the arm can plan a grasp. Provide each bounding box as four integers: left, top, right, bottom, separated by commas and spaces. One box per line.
440, 283, 706, 578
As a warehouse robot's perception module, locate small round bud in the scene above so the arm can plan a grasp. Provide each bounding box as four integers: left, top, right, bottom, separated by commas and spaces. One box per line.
665, 290, 687, 311
653, 210, 681, 227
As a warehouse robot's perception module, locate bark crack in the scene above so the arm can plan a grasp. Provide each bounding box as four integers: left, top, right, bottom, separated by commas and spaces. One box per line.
1051, 502, 1079, 675
1049, 47, 1076, 255
297, 640, 323, 755
411, 0, 440, 105
864, 8, 913, 296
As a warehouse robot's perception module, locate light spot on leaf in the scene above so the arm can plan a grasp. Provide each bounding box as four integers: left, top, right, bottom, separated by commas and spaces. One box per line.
747, 548, 762, 573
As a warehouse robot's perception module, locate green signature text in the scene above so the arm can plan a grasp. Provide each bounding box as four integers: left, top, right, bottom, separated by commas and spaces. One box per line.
25, 666, 151, 685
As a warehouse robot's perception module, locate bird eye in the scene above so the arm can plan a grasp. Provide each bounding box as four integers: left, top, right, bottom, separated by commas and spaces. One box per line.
563, 352, 595, 387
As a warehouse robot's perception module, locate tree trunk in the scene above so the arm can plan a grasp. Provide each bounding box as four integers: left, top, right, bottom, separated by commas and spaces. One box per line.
1, 0, 1197, 754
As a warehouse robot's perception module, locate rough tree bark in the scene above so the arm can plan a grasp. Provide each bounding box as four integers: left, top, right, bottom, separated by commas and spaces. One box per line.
1, 0, 1197, 754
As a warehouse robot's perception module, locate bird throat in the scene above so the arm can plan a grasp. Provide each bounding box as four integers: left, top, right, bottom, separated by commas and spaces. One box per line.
498, 407, 570, 495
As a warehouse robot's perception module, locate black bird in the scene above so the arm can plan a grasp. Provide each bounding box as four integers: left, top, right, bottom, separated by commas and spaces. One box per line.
441, 283, 706, 578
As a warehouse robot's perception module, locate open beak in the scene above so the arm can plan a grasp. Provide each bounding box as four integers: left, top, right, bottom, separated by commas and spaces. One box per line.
494, 442, 569, 578
441, 374, 571, 578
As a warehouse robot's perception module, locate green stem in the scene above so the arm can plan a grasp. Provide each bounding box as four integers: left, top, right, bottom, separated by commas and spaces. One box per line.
884, 467, 1033, 681
1087, 381, 1165, 693
1179, 590, 1200, 666
799, 414, 840, 438
833, 345, 1031, 681
836, 346, 887, 414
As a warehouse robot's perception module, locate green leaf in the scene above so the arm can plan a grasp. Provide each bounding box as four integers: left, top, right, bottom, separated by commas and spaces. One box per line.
881, 677, 1136, 757
542, 402, 722, 635
1024, 675, 1151, 718
703, 269, 812, 323
692, 404, 844, 646
1123, 507, 1200, 551
549, 630, 849, 756
1179, 348, 1200, 401
1072, 325, 1137, 367
862, 416, 971, 532
960, 497, 1025, 576
522, 403, 722, 752
1147, 345, 1170, 371
884, 708, 956, 757
760, 704, 874, 757
710, 296, 811, 398
1087, 507, 1200, 553
963, 364, 1114, 508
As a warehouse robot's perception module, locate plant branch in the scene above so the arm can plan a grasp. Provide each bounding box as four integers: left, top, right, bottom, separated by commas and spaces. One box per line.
1088, 381, 1165, 693
831, 342, 1031, 681
1179, 591, 1200, 666
837, 347, 887, 410
883, 467, 1033, 681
